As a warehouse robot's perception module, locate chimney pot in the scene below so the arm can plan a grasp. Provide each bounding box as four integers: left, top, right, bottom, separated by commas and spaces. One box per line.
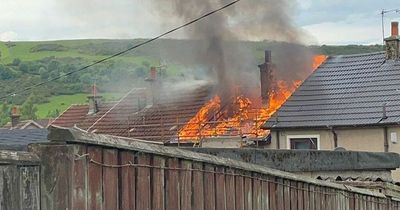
392, 21, 399, 37
150, 67, 157, 80
385, 22, 400, 60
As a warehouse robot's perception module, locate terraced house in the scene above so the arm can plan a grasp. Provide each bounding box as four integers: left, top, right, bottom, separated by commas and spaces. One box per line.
263, 22, 400, 179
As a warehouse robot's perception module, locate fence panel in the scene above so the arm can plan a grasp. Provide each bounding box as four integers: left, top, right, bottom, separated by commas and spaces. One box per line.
226, 168, 236, 210
103, 148, 119, 210
215, 166, 226, 210
88, 146, 103, 210
152, 155, 165, 210
235, 170, 245, 210
166, 158, 180, 210
181, 160, 192, 210
193, 162, 205, 210
32, 127, 400, 210
136, 153, 151, 210
204, 164, 216, 210
72, 145, 87, 210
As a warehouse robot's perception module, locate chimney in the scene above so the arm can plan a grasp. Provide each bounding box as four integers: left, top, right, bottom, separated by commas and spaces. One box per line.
145, 66, 160, 106
385, 21, 400, 60
10, 106, 20, 128
87, 84, 102, 115
258, 50, 274, 106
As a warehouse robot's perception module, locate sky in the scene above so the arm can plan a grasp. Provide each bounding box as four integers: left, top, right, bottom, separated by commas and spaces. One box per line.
0, 0, 399, 45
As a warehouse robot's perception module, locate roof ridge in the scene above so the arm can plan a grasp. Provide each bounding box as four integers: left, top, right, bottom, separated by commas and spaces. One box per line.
20, 120, 44, 129
330, 51, 385, 58
86, 88, 141, 132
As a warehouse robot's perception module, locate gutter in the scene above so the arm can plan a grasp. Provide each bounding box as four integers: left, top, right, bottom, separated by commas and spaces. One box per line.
265, 122, 400, 131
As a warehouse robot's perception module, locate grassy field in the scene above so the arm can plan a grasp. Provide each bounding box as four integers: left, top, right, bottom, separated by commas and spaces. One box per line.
35, 93, 124, 119
0, 40, 157, 64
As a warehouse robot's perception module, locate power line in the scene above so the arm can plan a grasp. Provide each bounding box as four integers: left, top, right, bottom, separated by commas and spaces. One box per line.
0, 0, 241, 101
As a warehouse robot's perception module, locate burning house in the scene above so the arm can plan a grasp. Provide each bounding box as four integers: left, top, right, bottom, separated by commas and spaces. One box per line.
52, 50, 324, 147
52, 0, 328, 146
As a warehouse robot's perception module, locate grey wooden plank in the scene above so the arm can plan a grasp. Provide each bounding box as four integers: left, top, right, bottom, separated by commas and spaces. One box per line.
19, 166, 40, 210
0, 165, 20, 210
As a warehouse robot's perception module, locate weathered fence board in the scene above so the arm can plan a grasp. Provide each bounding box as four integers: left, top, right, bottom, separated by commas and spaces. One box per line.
120, 151, 136, 210
72, 145, 87, 210
290, 180, 298, 210
181, 160, 192, 210
88, 146, 103, 210
269, 177, 277, 210
225, 168, 236, 210
19, 166, 40, 210
204, 164, 216, 210
0, 150, 40, 210
261, 178, 269, 210
193, 162, 204, 210
235, 170, 245, 210
297, 182, 304, 210
252, 175, 261, 210
152, 155, 165, 210
1, 165, 20, 209
215, 166, 226, 210
244, 172, 253, 210
103, 148, 119, 210
137, 153, 151, 210
166, 158, 180, 210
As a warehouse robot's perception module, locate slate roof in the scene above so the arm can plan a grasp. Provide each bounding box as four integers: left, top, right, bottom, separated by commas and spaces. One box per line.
0, 129, 48, 151
263, 51, 400, 129
51, 84, 212, 142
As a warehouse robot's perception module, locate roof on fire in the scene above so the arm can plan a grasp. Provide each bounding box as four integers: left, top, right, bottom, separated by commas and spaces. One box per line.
263, 51, 400, 129
51, 83, 212, 142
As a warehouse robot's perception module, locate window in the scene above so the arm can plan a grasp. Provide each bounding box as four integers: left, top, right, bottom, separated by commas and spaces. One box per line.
287, 135, 320, 150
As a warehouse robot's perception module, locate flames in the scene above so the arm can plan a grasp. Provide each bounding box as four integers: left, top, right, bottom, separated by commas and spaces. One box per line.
178, 55, 327, 141
312, 55, 328, 71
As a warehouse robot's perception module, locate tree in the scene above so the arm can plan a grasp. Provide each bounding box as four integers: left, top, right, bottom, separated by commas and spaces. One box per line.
12, 58, 21, 66
39, 66, 49, 79
0, 103, 10, 126
21, 95, 38, 120
46, 109, 60, 118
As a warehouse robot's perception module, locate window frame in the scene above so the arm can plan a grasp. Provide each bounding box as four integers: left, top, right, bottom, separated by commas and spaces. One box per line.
286, 134, 320, 150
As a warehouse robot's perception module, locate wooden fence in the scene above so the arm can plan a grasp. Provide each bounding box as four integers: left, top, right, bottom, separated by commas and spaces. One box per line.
0, 150, 40, 210
3, 126, 400, 209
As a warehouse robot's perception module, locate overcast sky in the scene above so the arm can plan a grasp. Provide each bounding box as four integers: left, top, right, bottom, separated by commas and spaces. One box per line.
0, 0, 399, 45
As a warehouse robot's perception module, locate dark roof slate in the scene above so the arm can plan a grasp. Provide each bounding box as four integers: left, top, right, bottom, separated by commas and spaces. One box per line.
263, 51, 400, 129
0, 129, 48, 151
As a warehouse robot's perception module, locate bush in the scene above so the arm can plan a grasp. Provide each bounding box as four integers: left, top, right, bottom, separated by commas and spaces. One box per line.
30, 44, 68, 52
